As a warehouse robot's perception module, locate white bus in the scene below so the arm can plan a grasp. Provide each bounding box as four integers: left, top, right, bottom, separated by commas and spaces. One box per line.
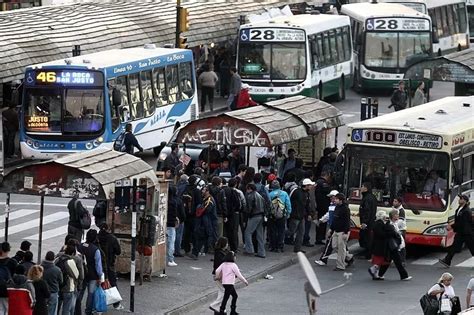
427, 0, 470, 55
467, 0, 474, 42
341, 2, 432, 90
237, 14, 353, 103
350, 0, 428, 13
20, 45, 197, 159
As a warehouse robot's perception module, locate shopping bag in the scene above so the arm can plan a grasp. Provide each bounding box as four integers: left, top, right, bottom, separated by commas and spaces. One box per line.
420, 293, 439, 315
93, 286, 108, 312
104, 286, 123, 305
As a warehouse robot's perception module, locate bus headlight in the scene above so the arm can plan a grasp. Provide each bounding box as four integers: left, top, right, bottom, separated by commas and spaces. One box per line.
85, 142, 93, 150
33, 142, 39, 149
424, 224, 447, 236
93, 137, 103, 147
26, 139, 33, 147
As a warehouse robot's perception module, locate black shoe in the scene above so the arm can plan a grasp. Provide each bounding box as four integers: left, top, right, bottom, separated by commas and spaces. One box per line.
255, 254, 266, 258
438, 259, 450, 268
303, 243, 315, 247
346, 257, 355, 267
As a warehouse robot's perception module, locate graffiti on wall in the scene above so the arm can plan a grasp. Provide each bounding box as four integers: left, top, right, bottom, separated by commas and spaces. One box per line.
179, 125, 269, 146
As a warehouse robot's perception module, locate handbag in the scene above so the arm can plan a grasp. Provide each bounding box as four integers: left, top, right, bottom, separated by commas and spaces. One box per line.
93, 285, 108, 312
420, 293, 439, 315
104, 286, 123, 305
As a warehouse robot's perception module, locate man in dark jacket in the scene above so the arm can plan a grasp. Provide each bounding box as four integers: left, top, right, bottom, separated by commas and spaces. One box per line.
287, 179, 313, 253
175, 176, 187, 257
227, 146, 245, 176
314, 170, 333, 244
167, 186, 180, 267
389, 80, 407, 111
123, 123, 143, 154
190, 185, 215, 260
97, 223, 122, 309
359, 182, 378, 259
163, 143, 181, 176
243, 184, 266, 258
41, 251, 63, 315
223, 178, 242, 252
3, 102, 19, 158
182, 175, 203, 255
439, 194, 474, 267
67, 196, 87, 242
330, 193, 353, 271
209, 176, 228, 239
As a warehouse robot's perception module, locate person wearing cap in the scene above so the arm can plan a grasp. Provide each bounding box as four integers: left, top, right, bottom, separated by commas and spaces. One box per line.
330, 193, 353, 271
287, 179, 314, 253
389, 80, 407, 111
439, 194, 473, 267
268, 180, 292, 253
236, 83, 258, 109
315, 189, 339, 266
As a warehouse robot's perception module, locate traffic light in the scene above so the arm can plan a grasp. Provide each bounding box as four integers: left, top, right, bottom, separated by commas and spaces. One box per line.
178, 6, 190, 33
179, 35, 188, 49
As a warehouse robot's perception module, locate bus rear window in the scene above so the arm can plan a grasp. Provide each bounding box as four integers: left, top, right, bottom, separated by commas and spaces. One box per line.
345, 145, 449, 211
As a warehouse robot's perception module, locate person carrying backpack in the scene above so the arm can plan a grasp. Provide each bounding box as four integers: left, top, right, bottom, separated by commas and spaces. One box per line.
67, 197, 91, 242
92, 200, 107, 228
0, 242, 17, 315
55, 245, 79, 315
268, 180, 292, 253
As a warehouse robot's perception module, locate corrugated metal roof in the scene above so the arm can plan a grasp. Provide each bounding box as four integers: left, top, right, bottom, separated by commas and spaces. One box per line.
443, 48, 474, 71
0, 0, 301, 84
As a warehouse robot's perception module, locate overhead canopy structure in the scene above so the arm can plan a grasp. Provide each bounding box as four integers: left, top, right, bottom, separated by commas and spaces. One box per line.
404, 48, 474, 84
0, 149, 158, 199
172, 96, 343, 147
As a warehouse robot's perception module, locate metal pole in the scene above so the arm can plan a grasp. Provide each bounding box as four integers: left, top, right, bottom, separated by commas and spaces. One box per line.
130, 179, 137, 313
37, 195, 45, 264
334, 128, 339, 149
175, 0, 181, 48
4, 193, 10, 242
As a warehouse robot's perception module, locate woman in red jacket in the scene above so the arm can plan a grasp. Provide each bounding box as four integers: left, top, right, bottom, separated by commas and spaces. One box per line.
235, 84, 258, 110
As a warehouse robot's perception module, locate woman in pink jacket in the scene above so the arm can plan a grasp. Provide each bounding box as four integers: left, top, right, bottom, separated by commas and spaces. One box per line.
215, 251, 248, 315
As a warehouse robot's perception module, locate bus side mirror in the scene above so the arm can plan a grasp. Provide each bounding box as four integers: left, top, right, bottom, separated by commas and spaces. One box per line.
432, 28, 439, 44
112, 88, 122, 107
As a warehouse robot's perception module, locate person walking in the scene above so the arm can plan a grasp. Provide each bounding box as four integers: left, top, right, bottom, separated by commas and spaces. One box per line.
198, 64, 218, 112
359, 182, 378, 259
216, 251, 248, 315
314, 170, 333, 244
55, 245, 80, 315
97, 223, 123, 310
243, 184, 266, 258
315, 190, 339, 266
439, 194, 473, 268
209, 237, 229, 314
28, 265, 50, 315
167, 186, 180, 267
123, 122, 143, 154
235, 84, 258, 109
78, 230, 104, 315
268, 180, 292, 253
412, 81, 426, 106
330, 193, 353, 271
391, 198, 407, 264
389, 80, 407, 111
67, 196, 88, 242
2, 102, 19, 158
368, 211, 389, 280
227, 67, 241, 110
40, 251, 63, 315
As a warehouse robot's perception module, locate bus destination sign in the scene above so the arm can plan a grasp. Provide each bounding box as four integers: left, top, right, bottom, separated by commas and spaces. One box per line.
25, 70, 104, 86
240, 28, 305, 42
366, 18, 430, 31
351, 129, 443, 149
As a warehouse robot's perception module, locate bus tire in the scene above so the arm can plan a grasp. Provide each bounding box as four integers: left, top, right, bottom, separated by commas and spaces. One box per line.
457, 44, 462, 51
353, 69, 362, 92
437, 49, 442, 56
336, 75, 346, 101
318, 82, 323, 100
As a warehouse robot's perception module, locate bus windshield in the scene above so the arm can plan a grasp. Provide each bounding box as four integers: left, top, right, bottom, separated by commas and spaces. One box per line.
238, 42, 306, 80
365, 31, 431, 69
345, 145, 449, 211
24, 87, 104, 134
469, 6, 474, 38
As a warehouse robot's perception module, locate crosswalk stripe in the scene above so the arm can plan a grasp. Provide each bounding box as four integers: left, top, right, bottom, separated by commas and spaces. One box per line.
26, 226, 68, 241
0, 209, 38, 222
455, 257, 474, 268
0, 202, 68, 207
0, 212, 69, 237
411, 253, 443, 265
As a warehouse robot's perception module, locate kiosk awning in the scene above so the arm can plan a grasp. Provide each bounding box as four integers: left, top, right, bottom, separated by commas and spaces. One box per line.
172, 96, 343, 147
404, 48, 474, 83
0, 149, 158, 199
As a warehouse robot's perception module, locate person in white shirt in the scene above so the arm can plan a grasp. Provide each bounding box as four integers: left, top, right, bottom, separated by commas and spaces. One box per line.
428, 273, 456, 313
467, 277, 474, 309
423, 170, 447, 196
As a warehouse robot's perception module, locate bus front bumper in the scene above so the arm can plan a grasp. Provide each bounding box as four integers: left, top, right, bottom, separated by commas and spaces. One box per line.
349, 228, 449, 247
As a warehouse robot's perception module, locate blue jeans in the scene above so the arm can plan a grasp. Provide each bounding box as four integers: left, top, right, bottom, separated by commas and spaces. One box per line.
85, 280, 98, 315
174, 223, 184, 255
48, 292, 58, 315
166, 227, 176, 263
61, 291, 76, 315
244, 215, 265, 257
0, 298, 7, 315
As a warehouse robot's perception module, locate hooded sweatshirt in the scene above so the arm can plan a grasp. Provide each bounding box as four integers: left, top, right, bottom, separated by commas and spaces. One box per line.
41, 260, 63, 293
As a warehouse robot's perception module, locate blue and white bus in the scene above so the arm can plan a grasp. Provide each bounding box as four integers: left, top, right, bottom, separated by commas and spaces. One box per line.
20, 45, 197, 159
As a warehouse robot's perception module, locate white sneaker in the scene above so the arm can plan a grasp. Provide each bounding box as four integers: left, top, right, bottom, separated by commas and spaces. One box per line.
314, 260, 327, 266
114, 304, 125, 310
401, 276, 412, 281
199, 252, 206, 257
167, 261, 178, 267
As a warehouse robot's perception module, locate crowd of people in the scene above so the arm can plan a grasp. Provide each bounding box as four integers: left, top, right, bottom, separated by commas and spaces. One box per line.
0, 220, 123, 315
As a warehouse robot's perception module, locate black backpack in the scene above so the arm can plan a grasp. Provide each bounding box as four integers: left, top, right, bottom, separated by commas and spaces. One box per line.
228, 188, 242, 214
55, 255, 72, 290
113, 131, 127, 152
0, 262, 12, 297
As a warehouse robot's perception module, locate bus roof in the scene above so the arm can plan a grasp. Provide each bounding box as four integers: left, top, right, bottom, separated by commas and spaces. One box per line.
26, 46, 190, 70
348, 96, 474, 137
241, 14, 350, 33
426, 0, 466, 8
341, 2, 428, 20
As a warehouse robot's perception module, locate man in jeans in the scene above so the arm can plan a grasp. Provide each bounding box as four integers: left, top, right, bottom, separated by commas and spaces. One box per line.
330, 193, 353, 271
56, 245, 79, 315
78, 230, 104, 315
243, 183, 266, 258
41, 251, 63, 315
287, 178, 313, 253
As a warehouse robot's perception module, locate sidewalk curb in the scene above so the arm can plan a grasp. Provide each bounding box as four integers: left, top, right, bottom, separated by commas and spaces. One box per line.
163, 246, 323, 315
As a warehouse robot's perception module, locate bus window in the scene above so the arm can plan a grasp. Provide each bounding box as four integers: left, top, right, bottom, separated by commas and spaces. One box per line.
154, 67, 168, 107
24, 88, 62, 133
365, 33, 397, 68
107, 79, 121, 132
342, 26, 351, 61
441, 7, 449, 36
310, 37, 319, 69
457, 3, 467, 33
271, 43, 306, 80
452, 4, 460, 33
116, 75, 130, 122
179, 62, 194, 99
447, 5, 456, 35
462, 146, 474, 190
63, 89, 104, 133
166, 65, 180, 103
329, 30, 338, 64
323, 32, 331, 65
129, 73, 144, 119
140, 70, 154, 117
316, 34, 324, 68
434, 8, 444, 37
336, 28, 344, 63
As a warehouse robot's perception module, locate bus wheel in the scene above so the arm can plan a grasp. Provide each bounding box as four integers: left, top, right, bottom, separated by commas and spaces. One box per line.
336, 75, 346, 101
317, 82, 323, 100
457, 44, 462, 51
437, 49, 442, 56
353, 69, 361, 92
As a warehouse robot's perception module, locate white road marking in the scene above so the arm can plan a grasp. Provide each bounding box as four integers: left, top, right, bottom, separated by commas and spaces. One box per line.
0, 212, 69, 236
411, 252, 444, 265
0, 209, 38, 222
455, 257, 474, 268
1, 202, 68, 207
26, 226, 68, 241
